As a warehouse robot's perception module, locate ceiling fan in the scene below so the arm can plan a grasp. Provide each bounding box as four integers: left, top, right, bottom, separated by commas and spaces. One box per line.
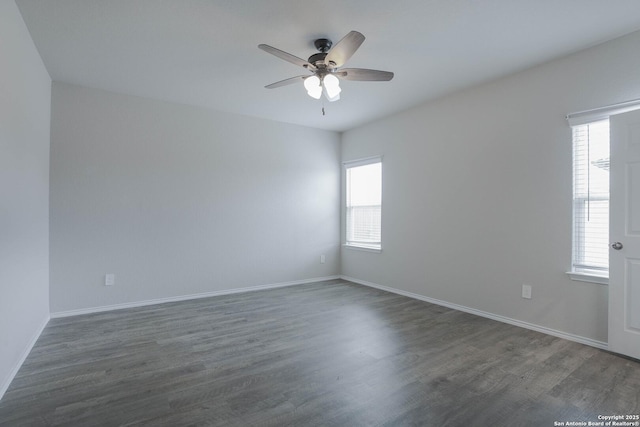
258, 31, 394, 102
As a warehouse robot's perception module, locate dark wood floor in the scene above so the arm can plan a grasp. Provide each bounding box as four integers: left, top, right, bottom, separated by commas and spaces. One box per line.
1, 279, 639, 426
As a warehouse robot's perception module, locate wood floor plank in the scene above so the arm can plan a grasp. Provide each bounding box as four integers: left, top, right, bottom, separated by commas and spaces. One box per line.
1, 279, 638, 426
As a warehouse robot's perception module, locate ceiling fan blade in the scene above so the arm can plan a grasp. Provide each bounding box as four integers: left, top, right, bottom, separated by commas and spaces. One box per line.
336, 68, 394, 81
324, 31, 365, 68
258, 44, 316, 71
264, 75, 307, 89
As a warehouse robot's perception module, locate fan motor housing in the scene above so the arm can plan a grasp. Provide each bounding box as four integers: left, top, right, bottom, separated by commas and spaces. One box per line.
308, 52, 327, 66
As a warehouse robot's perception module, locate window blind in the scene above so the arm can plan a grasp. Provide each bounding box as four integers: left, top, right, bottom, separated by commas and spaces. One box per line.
572, 120, 609, 276
345, 159, 382, 249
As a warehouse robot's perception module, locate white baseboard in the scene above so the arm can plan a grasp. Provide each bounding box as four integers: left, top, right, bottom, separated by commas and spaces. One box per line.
51, 276, 341, 318
341, 275, 608, 351
0, 314, 50, 401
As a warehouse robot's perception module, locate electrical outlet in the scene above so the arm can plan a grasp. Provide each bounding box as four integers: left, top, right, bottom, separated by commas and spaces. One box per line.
320, 254, 326, 264
105, 273, 115, 286
522, 284, 532, 299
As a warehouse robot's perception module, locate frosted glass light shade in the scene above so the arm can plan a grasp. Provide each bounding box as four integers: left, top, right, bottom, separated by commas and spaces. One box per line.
323, 74, 341, 100
304, 75, 322, 99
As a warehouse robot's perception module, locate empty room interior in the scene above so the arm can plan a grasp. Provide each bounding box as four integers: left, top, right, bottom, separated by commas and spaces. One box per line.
2, 0, 640, 425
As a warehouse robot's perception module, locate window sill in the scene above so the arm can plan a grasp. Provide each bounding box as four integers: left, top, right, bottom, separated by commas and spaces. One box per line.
566, 271, 609, 285
343, 243, 382, 253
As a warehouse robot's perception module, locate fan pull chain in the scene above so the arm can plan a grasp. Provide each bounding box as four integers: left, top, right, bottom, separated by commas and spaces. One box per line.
322, 99, 326, 116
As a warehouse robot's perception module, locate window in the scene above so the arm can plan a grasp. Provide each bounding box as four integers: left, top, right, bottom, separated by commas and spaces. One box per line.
344, 157, 382, 251
566, 99, 640, 284
571, 120, 610, 279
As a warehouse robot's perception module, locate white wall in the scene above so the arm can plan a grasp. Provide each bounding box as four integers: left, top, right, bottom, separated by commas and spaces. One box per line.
50, 83, 341, 313
0, 0, 51, 397
341, 30, 640, 344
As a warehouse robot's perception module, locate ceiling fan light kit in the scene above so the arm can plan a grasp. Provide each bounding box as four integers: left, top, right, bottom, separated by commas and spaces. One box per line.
304, 74, 341, 101
259, 30, 393, 103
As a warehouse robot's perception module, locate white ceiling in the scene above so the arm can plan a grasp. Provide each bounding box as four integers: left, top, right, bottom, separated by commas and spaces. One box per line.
16, 0, 640, 132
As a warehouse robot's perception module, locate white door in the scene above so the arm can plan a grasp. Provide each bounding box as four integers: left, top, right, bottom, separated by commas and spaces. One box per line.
609, 109, 640, 359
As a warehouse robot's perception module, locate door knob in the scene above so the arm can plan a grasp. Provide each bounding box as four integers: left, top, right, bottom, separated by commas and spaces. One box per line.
611, 242, 624, 250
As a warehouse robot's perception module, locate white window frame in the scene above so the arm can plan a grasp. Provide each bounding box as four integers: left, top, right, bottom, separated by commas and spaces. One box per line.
343, 156, 382, 252
568, 120, 610, 285
564, 99, 640, 285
